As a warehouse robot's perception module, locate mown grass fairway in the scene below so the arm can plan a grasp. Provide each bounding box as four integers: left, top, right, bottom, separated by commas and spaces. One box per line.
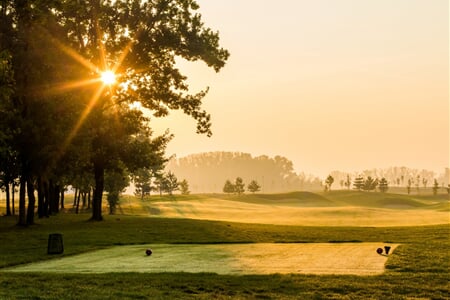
3, 243, 399, 275
0, 191, 448, 299
121, 191, 449, 226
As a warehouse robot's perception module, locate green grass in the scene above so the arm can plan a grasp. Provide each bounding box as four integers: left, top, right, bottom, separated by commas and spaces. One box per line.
0, 191, 449, 299
0, 214, 449, 299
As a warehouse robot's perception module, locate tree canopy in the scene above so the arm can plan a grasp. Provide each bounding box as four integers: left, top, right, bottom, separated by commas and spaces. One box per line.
0, 0, 229, 223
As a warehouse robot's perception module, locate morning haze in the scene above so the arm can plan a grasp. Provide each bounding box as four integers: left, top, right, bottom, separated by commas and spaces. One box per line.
1, 1, 449, 298
153, 0, 449, 178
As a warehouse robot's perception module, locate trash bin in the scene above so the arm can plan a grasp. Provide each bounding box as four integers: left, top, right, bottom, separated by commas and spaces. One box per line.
47, 233, 64, 254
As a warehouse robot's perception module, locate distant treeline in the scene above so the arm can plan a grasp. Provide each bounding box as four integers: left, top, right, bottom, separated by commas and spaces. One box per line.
328, 167, 449, 190
166, 152, 450, 194
165, 152, 323, 193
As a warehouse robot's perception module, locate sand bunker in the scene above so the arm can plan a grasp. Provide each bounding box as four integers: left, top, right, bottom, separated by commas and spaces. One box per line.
3, 243, 399, 275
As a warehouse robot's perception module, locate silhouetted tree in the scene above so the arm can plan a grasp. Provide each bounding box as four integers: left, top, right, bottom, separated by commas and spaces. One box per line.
353, 176, 364, 191
325, 175, 334, 191
407, 179, 412, 194
134, 168, 153, 200
104, 164, 130, 215
162, 172, 179, 196
234, 177, 245, 195
363, 176, 378, 192
179, 179, 190, 195
344, 175, 351, 190
223, 180, 235, 194
247, 180, 261, 193
378, 178, 389, 193
432, 179, 439, 196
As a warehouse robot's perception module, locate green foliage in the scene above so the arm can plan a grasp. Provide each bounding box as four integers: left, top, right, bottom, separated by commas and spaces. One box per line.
133, 168, 153, 199
161, 171, 179, 195
432, 179, 439, 196
352, 176, 364, 191
325, 175, 334, 191
234, 177, 245, 195
344, 174, 351, 189
362, 176, 378, 192
222, 180, 235, 194
378, 177, 389, 193
1, 0, 228, 222
247, 180, 261, 193
104, 164, 130, 214
166, 152, 323, 193
179, 179, 190, 195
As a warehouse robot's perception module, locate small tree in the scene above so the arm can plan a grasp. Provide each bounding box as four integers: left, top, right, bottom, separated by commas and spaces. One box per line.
179, 179, 190, 195
406, 179, 412, 195
378, 178, 389, 193
234, 177, 245, 195
325, 175, 334, 192
415, 175, 420, 193
432, 179, 439, 196
247, 180, 261, 193
353, 176, 364, 191
163, 172, 179, 196
363, 176, 378, 192
344, 175, 351, 189
223, 180, 235, 194
134, 168, 153, 200
104, 166, 130, 215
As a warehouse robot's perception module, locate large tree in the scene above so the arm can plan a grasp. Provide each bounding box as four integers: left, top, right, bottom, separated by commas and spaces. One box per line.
61, 0, 228, 220
1, 1, 229, 222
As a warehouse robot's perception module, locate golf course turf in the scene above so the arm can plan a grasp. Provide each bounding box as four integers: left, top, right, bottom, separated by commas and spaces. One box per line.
0, 191, 448, 299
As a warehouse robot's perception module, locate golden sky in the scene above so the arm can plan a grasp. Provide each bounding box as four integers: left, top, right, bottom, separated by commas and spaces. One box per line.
152, 0, 449, 178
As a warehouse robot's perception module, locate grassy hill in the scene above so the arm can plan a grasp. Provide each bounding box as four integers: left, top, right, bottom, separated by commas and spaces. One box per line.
115, 190, 449, 227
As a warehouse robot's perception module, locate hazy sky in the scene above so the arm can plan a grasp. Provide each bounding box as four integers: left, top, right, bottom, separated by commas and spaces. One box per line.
152, 0, 449, 178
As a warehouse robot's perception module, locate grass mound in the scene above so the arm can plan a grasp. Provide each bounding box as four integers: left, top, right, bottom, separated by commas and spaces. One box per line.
253, 191, 336, 206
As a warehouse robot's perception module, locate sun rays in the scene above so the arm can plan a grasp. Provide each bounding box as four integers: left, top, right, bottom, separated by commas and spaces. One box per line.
41, 24, 138, 161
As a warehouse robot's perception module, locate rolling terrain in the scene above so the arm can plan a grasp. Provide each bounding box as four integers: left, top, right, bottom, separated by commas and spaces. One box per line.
119, 191, 449, 226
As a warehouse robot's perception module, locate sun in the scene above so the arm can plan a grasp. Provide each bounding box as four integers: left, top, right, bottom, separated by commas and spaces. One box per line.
100, 70, 116, 85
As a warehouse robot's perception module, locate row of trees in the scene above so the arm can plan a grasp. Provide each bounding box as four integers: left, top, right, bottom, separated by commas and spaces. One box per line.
0, 1, 228, 223
134, 170, 190, 199
325, 174, 448, 195
328, 168, 449, 191
223, 177, 261, 195
165, 152, 323, 193
324, 175, 389, 193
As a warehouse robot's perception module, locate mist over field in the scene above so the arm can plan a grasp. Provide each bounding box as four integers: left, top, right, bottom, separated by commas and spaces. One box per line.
164, 151, 450, 194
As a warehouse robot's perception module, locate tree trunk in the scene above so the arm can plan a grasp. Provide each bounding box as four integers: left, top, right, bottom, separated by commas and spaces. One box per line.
73, 188, 78, 207
18, 177, 27, 226
75, 191, 81, 214
43, 180, 49, 217
11, 182, 15, 215
48, 180, 55, 214
60, 189, 64, 210
5, 184, 11, 216
91, 161, 104, 221
26, 179, 36, 225
82, 192, 86, 208
52, 183, 60, 214
37, 177, 45, 218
